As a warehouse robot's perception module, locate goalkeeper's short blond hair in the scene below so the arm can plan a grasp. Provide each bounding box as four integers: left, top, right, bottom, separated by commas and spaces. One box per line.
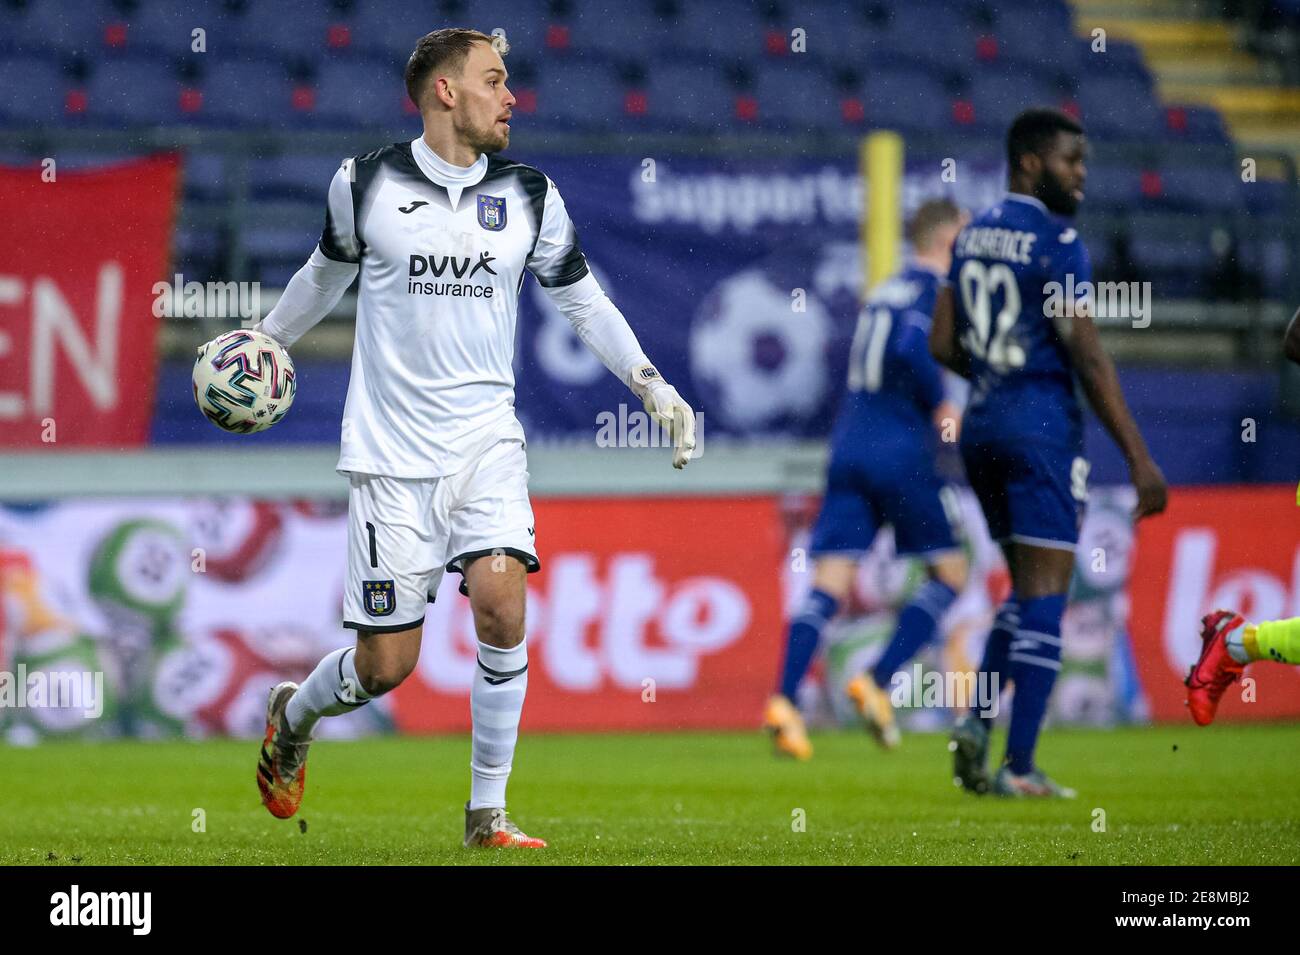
404, 28, 510, 109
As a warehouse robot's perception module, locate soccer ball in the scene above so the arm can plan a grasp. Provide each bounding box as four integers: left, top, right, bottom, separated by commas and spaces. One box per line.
192, 330, 296, 434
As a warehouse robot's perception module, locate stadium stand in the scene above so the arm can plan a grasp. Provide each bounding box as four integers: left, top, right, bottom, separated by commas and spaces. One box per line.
0, 0, 1293, 301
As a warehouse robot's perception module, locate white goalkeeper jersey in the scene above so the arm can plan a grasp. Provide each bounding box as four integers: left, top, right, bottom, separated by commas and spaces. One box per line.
262, 136, 648, 479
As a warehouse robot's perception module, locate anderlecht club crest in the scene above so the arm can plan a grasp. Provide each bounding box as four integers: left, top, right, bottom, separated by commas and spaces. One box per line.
363, 579, 395, 616
477, 194, 506, 231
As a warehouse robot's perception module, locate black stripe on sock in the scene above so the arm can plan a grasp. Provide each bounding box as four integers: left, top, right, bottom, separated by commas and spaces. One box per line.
336, 646, 371, 704
476, 656, 529, 680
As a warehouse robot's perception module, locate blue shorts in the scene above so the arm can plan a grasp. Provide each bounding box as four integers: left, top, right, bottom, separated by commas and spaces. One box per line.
809, 449, 960, 559
960, 436, 1087, 549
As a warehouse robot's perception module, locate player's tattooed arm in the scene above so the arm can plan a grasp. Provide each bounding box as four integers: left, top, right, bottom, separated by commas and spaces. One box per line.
1284, 304, 1300, 366
1061, 303, 1167, 520
928, 285, 971, 379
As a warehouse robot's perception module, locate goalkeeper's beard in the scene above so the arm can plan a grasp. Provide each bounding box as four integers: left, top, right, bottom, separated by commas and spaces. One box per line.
460, 117, 509, 156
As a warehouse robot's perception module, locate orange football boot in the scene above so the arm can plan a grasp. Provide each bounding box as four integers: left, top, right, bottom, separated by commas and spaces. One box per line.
257, 682, 312, 819
764, 693, 813, 760
846, 674, 901, 749
464, 804, 548, 848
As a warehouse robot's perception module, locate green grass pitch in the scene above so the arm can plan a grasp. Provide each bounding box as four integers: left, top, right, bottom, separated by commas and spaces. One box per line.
2, 724, 1297, 865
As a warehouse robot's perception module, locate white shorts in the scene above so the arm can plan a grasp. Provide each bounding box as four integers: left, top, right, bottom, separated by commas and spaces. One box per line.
342, 438, 539, 633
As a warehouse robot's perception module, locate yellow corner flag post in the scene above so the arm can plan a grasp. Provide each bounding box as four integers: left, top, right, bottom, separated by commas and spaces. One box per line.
861, 130, 904, 301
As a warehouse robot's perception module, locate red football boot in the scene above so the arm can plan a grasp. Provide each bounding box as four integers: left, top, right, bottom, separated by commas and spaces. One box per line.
1185, 610, 1246, 727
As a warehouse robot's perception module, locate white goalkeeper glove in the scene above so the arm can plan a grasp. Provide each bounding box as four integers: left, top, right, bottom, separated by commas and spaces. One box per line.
628, 363, 696, 469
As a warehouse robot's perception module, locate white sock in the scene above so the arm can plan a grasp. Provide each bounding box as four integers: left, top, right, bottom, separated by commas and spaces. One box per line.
1225, 623, 1250, 664
469, 639, 528, 810
285, 647, 372, 739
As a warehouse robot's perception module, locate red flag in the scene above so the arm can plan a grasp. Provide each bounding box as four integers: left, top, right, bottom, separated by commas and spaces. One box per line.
0, 153, 180, 447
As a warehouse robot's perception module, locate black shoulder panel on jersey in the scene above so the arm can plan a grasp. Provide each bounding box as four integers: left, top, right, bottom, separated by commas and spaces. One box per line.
316, 153, 365, 264
484, 155, 549, 254
386, 140, 421, 182
318, 194, 356, 263
540, 231, 592, 287
484, 155, 590, 288
534, 235, 590, 287
342, 144, 404, 260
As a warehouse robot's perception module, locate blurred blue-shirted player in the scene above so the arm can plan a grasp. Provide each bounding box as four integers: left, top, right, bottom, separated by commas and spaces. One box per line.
766, 199, 971, 760
931, 109, 1167, 797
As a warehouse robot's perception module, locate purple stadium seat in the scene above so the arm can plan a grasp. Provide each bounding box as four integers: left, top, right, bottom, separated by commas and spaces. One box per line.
534, 59, 626, 129
1073, 37, 1152, 83
1084, 162, 1143, 209
0, 55, 68, 125
182, 150, 229, 200
311, 56, 407, 128
0, 0, 101, 57
248, 154, 347, 202
644, 61, 734, 130
1163, 104, 1231, 145
568, 0, 669, 60
861, 68, 951, 134
121, 1, 221, 58
790, 1, 884, 64
967, 71, 1067, 133
347, 0, 435, 59
671, 0, 770, 62
218, 0, 335, 65
985, 2, 1076, 70
460, 0, 547, 57
1129, 231, 1214, 294
751, 60, 840, 130
1159, 164, 1244, 213
241, 218, 321, 276
175, 224, 225, 279
84, 55, 184, 126
2, 0, 243, 62
878, 2, 976, 73
1241, 177, 1292, 215
1075, 75, 1163, 140
347, 0, 545, 61
197, 57, 298, 127
1238, 235, 1290, 298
